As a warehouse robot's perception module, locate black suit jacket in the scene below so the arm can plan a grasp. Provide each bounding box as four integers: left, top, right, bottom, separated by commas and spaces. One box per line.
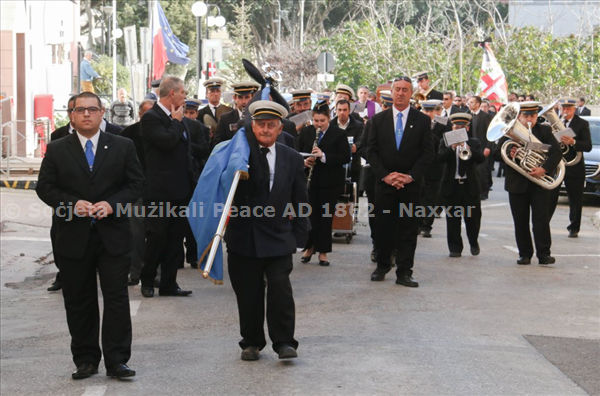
51, 124, 73, 141
438, 137, 485, 197
197, 103, 230, 124
225, 129, 309, 258
213, 109, 241, 148
470, 111, 494, 149
183, 117, 210, 183
141, 103, 193, 201
367, 107, 434, 193
494, 123, 562, 194
576, 106, 591, 116
36, 132, 144, 259
424, 121, 447, 181
297, 124, 351, 188
441, 105, 462, 118
332, 116, 364, 175
104, 119, 123, 135
119, 121, 146, 172
564, 115, 592, 178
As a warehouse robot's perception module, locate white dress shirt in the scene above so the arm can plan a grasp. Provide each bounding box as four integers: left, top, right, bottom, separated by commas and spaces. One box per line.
260, 144, 276, 191
76, 130, 100, 155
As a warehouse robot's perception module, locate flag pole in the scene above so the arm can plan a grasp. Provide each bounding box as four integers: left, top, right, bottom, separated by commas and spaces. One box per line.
201, 170, 243, 279
149, 0, 154, 84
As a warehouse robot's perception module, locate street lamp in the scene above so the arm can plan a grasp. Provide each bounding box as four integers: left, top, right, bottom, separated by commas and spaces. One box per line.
191, 2, 226, 98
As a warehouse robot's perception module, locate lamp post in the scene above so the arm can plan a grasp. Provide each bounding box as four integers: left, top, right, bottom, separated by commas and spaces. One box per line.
191, 2, 225, 98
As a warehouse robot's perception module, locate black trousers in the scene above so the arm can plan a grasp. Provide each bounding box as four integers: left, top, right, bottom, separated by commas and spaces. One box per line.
419, 178, 442, 232
548, 176, 585, 233
184, 220, 198, 264
58, 229, 132, 368
140, 200, 186, 292
228, 251, 297, 352
305, 184, 343, 253
509, 185, 552, 259
128, 198, 146, 280
443, 182, 482, 253
375, 188, 421, 277
478, 160, 491, 197
50, 216, 61, 284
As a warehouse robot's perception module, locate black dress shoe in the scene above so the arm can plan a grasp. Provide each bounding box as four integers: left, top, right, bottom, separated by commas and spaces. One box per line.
106, 363, 136, 378
241, 346, 260, 361
396, 275, 419, 288
538, 256, 556, 265
128, 278, 139, 286
72, 363, 98, 380
422, 230, 432, 238
141, 286, 154, 298
370, 247, 378, 263
568, 230, 578, 238
47, 281, 62, 292
470, 244, 480, 256
517, 257, 531, 265
277, 345, 298, 359
449, 252, 461, 258
300, 254, 312, 264
159, 288, 192, 297
370, 268, 390, 282
189, 261, 198, 269
319, 260, 330, 266
480, 195, 488, 201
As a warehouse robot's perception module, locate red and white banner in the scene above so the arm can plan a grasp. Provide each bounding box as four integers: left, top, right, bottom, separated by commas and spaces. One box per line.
477, 42, 508, 108
202, 62, 218, 78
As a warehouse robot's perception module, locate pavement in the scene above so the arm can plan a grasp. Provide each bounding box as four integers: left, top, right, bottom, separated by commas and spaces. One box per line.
1, 177, 599, 396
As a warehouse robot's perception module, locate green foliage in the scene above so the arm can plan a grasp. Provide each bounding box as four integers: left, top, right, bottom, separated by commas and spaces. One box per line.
224, 0, 256, 82
53, 112, 70, 129
91, 55, 131, 97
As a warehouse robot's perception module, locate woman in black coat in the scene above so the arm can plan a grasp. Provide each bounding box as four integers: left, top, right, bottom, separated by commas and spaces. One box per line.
296, 101, 351, 266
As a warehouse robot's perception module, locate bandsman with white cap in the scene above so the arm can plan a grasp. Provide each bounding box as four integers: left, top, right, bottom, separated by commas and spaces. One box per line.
213, 81, 260, 147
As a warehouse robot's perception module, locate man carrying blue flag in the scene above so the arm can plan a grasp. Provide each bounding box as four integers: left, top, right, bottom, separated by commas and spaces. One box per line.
227, 100, 309, 361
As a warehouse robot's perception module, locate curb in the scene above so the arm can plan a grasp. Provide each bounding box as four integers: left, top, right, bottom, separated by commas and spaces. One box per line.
1, 180, 38, 190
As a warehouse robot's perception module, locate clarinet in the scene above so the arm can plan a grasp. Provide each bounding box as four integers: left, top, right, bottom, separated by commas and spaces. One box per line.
307, 127, 321, 188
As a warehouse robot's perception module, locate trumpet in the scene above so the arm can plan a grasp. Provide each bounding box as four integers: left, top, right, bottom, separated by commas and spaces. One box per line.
307, 127, 321, 187
458, 142, 472, 161
538, 101, 582, 166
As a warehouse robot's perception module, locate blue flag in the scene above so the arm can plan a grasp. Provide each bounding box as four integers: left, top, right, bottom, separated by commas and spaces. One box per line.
157, 1, 190, 65
187, 129, 250, 284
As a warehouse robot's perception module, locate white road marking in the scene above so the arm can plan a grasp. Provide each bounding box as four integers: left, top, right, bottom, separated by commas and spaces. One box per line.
82, 386, 107, 396
130, 300, 141, 317
503, 246, 519, 253
0, 237, 51, 242
482, 203, 509, 208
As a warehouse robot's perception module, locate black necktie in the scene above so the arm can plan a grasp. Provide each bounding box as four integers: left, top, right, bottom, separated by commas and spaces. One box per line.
260, 147, 271, 194
458, 155, 466, 177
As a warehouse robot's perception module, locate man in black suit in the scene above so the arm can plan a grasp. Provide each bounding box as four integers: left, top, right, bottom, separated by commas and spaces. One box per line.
467, 96, 494, 200
47, 95, 78, 292
212, 81, 260, 147
441, 92, 461, 118
438, 113, 485, 256
493, 102, 562, 265
119, 99, 155, 286
226, 100, 309, 361
332, 99, 363, 186
548, 97, 593, 238
139, 76, 194, 297
36, 92, 144, 380
196, 78, 231, 139
419, 100, 446, 238
367, 76, 434, 287
413, 71, 443, 100
576, 97, 591, 116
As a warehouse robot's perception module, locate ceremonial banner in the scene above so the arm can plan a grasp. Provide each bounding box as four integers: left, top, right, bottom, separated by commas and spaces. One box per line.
152, 1, 190, 80
187, 130, 250, 284
477, 41, 508, 109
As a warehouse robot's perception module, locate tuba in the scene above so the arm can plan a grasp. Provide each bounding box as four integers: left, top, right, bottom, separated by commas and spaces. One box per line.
538, 101, 582, 166
487, 102, 565, 190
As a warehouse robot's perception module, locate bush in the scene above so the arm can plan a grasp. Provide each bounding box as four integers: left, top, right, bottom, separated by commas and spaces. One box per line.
91, 55, 131, 98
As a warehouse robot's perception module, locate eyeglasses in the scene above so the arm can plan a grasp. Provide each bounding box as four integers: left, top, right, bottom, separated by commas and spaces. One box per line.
66, 108, 74, 113
73, 106, 101, 114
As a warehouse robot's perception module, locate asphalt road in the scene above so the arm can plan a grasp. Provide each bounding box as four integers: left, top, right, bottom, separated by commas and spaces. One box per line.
1, 179, 599, 396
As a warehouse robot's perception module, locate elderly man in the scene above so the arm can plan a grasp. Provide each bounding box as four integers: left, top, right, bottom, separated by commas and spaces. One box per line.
139, 76, 194, 297
109, 88, 135, 126
356, 86, 382, 119
80, 51, 101, 93
367, 76, 434, 287
226, 100, 309, 361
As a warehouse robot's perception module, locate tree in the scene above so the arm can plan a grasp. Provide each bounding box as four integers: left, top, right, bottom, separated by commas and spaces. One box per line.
223, 0, 256, 82
91, 55, 131, 99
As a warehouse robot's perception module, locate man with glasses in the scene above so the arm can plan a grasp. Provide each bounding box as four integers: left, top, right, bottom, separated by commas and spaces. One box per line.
226, 100, 309, 361
213, 81, 260, 147
441, 92, 461, 118
139, 76, 194, 298
454, 95, 466, 112
367, 76, 434, 287
36, 92, 144, 380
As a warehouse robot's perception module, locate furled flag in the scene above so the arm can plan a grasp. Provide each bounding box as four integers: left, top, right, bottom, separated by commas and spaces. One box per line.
187, 130, 250, 284
152, 0, 190, 80
477, 39, 508, 109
